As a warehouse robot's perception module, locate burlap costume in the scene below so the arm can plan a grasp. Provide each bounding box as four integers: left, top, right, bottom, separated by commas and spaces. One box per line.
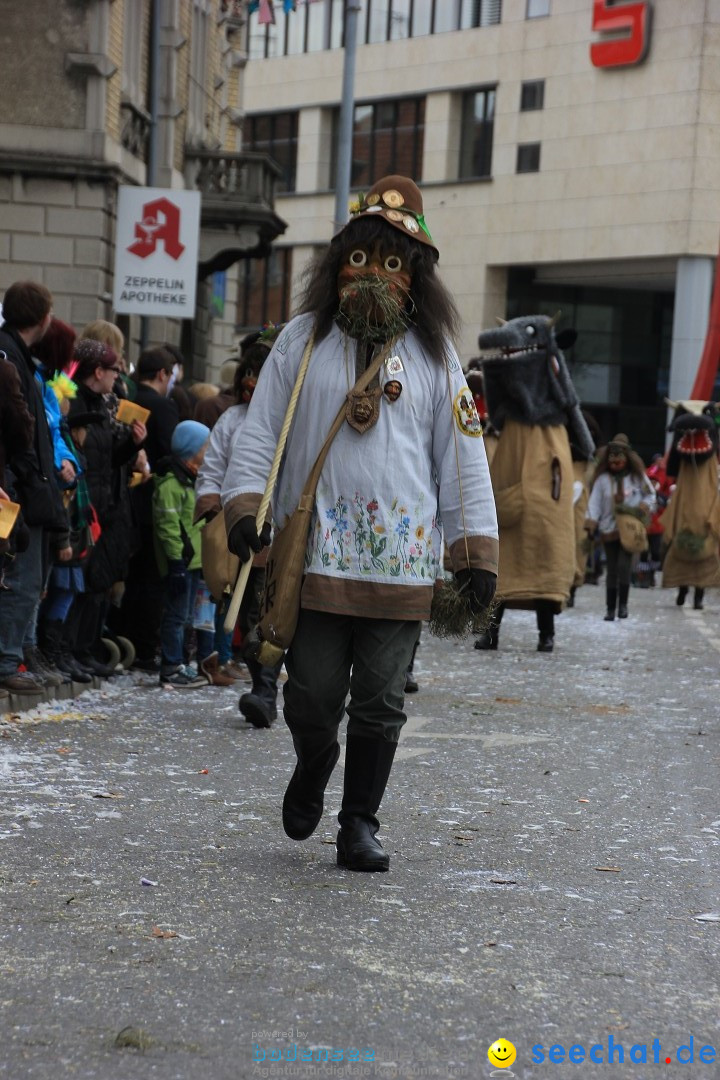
490, 420, 575, 607
661, 458, 720, 589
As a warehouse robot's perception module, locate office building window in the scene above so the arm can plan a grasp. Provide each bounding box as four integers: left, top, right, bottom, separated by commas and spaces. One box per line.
520, 79, 545, 111
247, 0, 501, 56
243, 111, 299, 193
330, 97, 425, 189
517, 142, 541, 173
527, 0, 550, 17
459, 87, 496, 179
239, 248, 293, 330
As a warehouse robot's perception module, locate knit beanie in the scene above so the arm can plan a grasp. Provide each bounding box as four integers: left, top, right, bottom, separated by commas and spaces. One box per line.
171, 420, 210, 460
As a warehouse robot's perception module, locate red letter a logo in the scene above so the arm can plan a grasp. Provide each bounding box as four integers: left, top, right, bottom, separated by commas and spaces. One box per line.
127, 197, 186, 260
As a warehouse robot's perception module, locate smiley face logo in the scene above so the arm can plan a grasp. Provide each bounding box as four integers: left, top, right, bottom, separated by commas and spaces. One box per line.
488, 1039, 516, 1068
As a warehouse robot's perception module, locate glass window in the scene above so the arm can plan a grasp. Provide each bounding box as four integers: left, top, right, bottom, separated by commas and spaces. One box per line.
520, 79, 545, 111
433, 0, 461, 33
330, 0, 345, 48
480, 0, 503, 25
239, 249, 292, 330
516, 142, 541, 173
286, 4, 306, 54
390, 0, 411, 40
244, 112, 299, 192
307, 0, 328, 52
330, 97, 425, 190
527, 0, 550, 17
411, 0, 433, 37
459, 87, 495, 179
368, 0, 390, 44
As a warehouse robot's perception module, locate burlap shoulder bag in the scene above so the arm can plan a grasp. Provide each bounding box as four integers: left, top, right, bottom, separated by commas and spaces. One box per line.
254, 340, 396, 666
616, 509, 648, 554
201, 510, 239, 603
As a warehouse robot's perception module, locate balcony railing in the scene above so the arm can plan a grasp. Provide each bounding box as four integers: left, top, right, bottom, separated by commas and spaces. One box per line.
185, 149, 281, 208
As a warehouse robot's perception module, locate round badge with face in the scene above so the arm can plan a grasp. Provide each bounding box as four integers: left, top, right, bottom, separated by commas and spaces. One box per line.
383, 379, 403, 402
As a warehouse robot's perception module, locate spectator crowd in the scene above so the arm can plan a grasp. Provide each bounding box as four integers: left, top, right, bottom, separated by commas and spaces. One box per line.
0, 279, 278, 726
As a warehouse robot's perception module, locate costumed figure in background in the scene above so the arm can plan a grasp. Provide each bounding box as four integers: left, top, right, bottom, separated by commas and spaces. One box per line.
474, 315, 595, 652
660, 406, 720, 609
195, 324, 285, 724
568, 409, 602, 607
584, 433, 656, 621
222, 175, 498, 871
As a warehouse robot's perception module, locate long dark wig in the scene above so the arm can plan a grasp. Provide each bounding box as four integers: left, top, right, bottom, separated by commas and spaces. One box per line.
295, 216, 460, 363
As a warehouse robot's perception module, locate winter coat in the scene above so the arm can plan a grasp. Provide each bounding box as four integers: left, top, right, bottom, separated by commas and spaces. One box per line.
152, 458, 202, 577
68, 383, 138, 591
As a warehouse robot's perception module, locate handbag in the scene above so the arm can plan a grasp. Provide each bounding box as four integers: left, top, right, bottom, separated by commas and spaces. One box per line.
202, 510, 239, 603
616, 508, 648, 554
254, 339, 398, 666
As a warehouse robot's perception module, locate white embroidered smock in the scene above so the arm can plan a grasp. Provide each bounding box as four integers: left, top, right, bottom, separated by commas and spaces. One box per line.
222, 314, 498, 620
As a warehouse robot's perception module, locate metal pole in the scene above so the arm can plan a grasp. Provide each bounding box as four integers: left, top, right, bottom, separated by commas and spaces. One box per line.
141, 0, 162, 350
333, 0, 361, 232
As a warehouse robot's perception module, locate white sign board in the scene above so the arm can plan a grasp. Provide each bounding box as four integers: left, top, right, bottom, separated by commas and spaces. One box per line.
113, 186, 201, 318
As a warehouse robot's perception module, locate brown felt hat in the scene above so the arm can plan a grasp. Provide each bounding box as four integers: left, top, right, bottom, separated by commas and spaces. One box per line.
343, 175, 439, 257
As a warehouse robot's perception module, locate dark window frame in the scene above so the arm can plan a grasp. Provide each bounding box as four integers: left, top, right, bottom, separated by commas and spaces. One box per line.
458, 85, 496, 180
329, 95, 426, 190
520, 79, 545, 111
516, 142, 541, 173
238, 247, 293, 331
242, 111, 299, 193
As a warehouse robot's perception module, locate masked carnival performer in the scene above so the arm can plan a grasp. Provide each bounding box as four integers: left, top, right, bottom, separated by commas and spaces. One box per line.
661, 407, 720, 609
585, 434, 656, 620
474, 315, 595, 652
222, 176, 498, 871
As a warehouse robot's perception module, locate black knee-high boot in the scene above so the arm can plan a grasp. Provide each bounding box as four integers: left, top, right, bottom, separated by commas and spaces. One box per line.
694, 588, 705, 610
536, 601, 555, 652
282, 733, 341, 841
337, 736, 397, 872
617, 583, 630, 618
604, 587, 618, 621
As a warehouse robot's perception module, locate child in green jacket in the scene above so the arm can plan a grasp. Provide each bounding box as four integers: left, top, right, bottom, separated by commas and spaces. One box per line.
153, 420, 215, 687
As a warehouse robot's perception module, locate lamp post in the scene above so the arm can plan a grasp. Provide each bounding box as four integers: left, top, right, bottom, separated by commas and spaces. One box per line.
333, 1, 361, 232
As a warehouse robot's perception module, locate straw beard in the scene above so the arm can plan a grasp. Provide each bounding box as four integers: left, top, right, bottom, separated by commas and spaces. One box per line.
336, 273, 412, 342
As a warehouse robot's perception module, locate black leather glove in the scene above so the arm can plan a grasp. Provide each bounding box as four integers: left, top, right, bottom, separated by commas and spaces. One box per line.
455, 567, 497, 615
227, 516, 272, 562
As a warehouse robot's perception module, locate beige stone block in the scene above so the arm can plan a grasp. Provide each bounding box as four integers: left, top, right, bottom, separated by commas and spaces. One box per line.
75, 239, 109, 267
0, 265, 45, 291
0, 235, 9, 262
11, 234, 73, 265
71, 297, 105, 326
76, 184, 109, 210
46, 206, 107, 238
46, 267, 103, 296
0, 204, 44, 232
16, 177, 75, 207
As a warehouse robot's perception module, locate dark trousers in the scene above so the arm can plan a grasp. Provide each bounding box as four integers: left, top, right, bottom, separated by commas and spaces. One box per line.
110, 524, 163, 661
284, 610, 421, 744
0, 525, 45, 677
603, 539, 634, 588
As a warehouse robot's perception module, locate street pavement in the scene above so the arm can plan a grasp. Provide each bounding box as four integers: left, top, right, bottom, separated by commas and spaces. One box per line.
1, 584, 719, 1080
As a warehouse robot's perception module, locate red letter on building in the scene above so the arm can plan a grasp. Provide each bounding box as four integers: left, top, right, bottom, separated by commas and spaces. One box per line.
590, 0, 652, 69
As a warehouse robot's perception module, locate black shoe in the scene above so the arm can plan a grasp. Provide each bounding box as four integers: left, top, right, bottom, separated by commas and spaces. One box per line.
336, 819, 389, 872
474, 629, 498, 650
617, 605, 628, 619
132, 656, 161, 673
677, 587, 688, 607
694, 589, 705, 611
239, 693, 274, 729
604, 610, 615, 621
74, 654, 117, 678
283, 740, 341, 840
537, 636, 554, 653
404, 672, 419, 693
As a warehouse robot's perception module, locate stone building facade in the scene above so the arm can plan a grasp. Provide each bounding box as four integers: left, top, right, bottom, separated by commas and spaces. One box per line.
0, 0, 284, 378
239, 0, 720, 456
